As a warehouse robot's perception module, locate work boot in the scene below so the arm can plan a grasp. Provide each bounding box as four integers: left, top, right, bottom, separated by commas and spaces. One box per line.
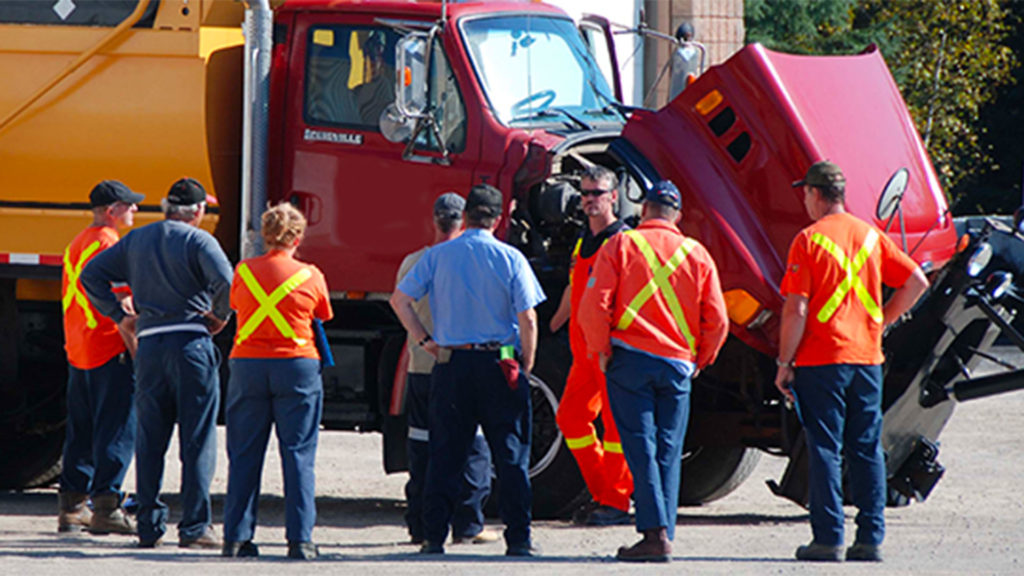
58, 492, 93, 533
846, 542, 883, 562
586, 505, 632, 526
616, 527, 671, 563
89, 493, 136, 535
179, 525, 221, 549
795, 541, 843, 562
222, 540, 260, 558
287, 541, 318, 560
570, 499, 599, 526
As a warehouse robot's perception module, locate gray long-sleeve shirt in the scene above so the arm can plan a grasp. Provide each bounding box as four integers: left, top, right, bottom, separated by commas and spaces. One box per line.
81, 219, 233, 336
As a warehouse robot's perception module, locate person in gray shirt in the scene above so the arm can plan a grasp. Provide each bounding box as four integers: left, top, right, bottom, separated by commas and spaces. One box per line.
82, 177, 233, 550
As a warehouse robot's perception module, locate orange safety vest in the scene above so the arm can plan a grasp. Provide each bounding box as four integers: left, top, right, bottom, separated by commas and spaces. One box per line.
62, 226, 126, 369
229, 252, 333, 360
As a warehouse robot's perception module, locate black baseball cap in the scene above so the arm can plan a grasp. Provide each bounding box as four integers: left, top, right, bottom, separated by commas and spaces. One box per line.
645, 180, 681, 210
793, 161, 845, 188
89, 180, 144, 207
465, 184, 503, 218
167, 177, 210, 205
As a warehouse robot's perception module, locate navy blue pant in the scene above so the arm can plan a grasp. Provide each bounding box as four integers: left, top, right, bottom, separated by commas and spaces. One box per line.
793, 363, 886, 547
134, 332, 220, 543
424, 350, 531, 547
60, 354, 136, 497
605, 347, 693, 541
223, 357, 323, 544
405, 372, 491, 541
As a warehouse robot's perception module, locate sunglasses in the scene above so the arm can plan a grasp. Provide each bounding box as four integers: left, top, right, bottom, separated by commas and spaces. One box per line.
580, 188, 612, 198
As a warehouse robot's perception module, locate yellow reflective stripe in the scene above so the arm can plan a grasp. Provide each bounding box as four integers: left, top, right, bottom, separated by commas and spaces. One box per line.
235, 263, 314, 345
810, 229, 883, 324
615, 231, 697, 355
565, 434, 597, 450
62, 240, 102, 329
603, 440, 623, 454
569, 238, 582, 286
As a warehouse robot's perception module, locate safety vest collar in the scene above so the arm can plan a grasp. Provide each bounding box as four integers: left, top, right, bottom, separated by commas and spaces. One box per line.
235, 262, 314, 346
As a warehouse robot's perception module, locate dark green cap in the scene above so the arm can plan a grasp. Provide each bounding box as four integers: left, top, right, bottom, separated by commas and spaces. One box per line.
793, 161, 845, 188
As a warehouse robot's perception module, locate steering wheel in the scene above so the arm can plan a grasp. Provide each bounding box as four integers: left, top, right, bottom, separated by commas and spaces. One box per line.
510, 89, 557, 117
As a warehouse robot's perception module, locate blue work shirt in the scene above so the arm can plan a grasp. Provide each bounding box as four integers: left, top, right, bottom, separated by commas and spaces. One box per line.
397, 228, 546, 349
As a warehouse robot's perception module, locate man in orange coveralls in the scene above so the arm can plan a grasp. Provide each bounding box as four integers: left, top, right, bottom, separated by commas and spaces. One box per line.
579, 180, 728, 563
549, 165, 632, 526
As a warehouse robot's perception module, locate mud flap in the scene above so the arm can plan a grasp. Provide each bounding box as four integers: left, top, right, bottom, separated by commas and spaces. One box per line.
766, 429, 809, 508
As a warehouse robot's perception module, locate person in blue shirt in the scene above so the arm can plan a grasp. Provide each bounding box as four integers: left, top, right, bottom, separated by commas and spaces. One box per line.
81, 177, 233, 550
390, 184, 546, 557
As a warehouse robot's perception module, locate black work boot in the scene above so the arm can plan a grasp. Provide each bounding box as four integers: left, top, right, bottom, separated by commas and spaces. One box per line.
795, 541, 843, 561
616, 527, 671, 563
58, 492, 92, 533
89, 493, 136, 535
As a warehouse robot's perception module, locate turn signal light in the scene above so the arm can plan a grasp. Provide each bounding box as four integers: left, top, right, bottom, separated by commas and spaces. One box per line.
695, 89, 723, 116
723, 288, 760, 326
403, 67, 412, 87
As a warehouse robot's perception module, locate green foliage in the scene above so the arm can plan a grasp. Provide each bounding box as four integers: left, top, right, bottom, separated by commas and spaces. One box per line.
745, 0, 1016, 204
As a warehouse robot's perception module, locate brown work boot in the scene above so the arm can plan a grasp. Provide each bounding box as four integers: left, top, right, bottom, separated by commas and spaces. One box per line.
616, 527, 671, 563
89, 493, 136, 535
58, 492, 93, 533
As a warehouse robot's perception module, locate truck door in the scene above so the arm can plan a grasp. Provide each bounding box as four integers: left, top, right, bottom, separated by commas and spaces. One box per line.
282, 15, 477, 293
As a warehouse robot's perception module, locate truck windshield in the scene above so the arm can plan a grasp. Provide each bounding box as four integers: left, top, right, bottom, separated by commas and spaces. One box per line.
460, 14, 621, 128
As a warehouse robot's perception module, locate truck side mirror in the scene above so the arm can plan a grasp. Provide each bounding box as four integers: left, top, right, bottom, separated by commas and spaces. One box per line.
395, 35, 428, 118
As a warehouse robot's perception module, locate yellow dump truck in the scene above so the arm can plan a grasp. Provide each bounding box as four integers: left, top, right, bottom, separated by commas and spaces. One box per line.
0, 0, 247, 488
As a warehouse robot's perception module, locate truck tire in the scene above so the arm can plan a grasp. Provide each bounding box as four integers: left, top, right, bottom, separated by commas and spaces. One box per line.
0, 427, 64, 489
487, 332, 588, 520
679, 445, 762, 505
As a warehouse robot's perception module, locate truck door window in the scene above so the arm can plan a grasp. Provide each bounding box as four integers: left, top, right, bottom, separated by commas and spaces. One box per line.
305, 25, 400, 129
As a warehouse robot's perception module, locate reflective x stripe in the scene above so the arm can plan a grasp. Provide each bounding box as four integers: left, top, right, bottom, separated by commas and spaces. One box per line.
235, 263, 313, 345
603, 440, 623, 454
565, 434, 596, 450
615, 231, 698, 355
62, 240, 102, 329
810, 229, 883, 324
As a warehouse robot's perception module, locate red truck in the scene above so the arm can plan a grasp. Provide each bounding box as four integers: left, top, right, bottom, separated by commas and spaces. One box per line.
2, 0, 1023, 518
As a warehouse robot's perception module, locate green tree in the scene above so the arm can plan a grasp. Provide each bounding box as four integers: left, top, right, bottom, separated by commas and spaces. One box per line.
745, 0, 1016, 202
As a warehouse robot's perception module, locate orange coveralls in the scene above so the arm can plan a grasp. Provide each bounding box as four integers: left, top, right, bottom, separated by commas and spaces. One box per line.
556, 230, 633, 512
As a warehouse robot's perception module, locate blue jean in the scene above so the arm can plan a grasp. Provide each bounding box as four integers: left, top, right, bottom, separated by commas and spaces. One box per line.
60, 354, 136, 497
605, 347, 692, 541
424, 350, 531, 548
134, 332, 220, 543
793, 363, 886, 547
223, 357, 322, 544
405, 372, 492, 541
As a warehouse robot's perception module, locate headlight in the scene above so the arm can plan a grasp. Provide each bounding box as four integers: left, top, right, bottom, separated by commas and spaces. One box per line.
985, 271, 1014, 301
966, 242, 993, 278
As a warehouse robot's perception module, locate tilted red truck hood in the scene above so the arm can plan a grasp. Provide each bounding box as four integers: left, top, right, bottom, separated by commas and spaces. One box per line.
619, 44, 956, 354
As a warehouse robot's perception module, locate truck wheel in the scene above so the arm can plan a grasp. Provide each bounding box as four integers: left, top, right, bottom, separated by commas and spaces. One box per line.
0, 426, 64, 489
679, 445, 762, 505
486, 333, 588, 520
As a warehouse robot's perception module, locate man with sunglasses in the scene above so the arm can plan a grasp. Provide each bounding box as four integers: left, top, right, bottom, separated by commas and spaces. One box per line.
549, 165, 632, 526
58, 180, 143, 536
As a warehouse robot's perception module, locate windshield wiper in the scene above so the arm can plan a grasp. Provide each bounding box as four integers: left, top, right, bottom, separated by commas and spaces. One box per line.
509, 107, 594, 131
